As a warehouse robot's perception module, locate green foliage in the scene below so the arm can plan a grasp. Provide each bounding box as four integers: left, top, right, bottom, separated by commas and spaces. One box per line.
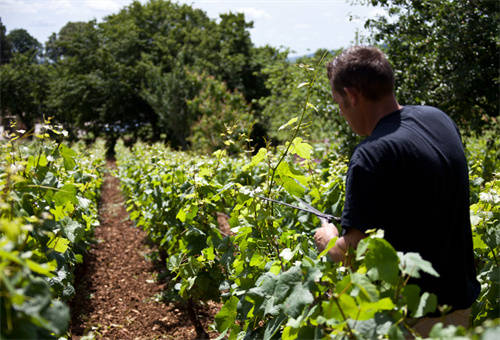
115, 105, 499, 338
45, 21, 92, 63
466, 124, 500, 326
257, 49, 361, 154
35, 0, 279, 148
186, 72, 255, 154
6, 28, 42, 59
0, 19, 13, 64
0, 122, 104, 338
0, 54, 51, 130
360, 0, 499, 130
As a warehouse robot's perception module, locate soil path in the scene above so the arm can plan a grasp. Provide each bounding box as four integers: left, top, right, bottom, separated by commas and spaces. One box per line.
70, 163, 219, 339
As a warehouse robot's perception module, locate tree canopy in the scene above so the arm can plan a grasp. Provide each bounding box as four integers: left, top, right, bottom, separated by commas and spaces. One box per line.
0, 0, 498, 150
0, 20, 13, 64
7, 28, 42, 59
39, 0, 280, 149
360, 0, 499, 130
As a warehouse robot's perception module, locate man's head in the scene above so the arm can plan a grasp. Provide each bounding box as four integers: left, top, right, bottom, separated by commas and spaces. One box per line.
326, 46, 399, 136
326, 46, 394, 101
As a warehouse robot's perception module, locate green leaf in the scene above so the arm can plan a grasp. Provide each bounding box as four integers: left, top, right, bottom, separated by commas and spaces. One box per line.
0, 217, 22, 241
398, 252, 439, 278
215, 296, 239, 332
176, 208, 187, 222
263, 314, 287, 340
203, 246, 215, 261
402, 284, 421, 316
318, 236, 337, 259
263, 295, 280, 316
357, 298, 394, 320
26, 155, 35, 172
323, 293, 358, 320
250, 252, 265, 267
25, 259, 55, 277
282, 325, 299, 340
129, 210, 140, 221
249, 273, 278, 299
270, 261, 281, 275
350, 273, 379, 302
360, 238, 399, 284
283, 283, 314, 318
281, 177, 305, 196
59, 143, 77, 170
242, 147, 267, 171
63, 220, 84, 243
186, 205, 198, 221
47, 236, 70, 253
50, 205, 66, 221
42, 300, 70, 335
274, 267, 302, 302
414, 292, 437, 318
280, 248, 294, 262
292, 138, 312, 160
53, 184, 78, 207
18, 278, 52, 315
38, 153, 48, 167
279, 117, 298, 131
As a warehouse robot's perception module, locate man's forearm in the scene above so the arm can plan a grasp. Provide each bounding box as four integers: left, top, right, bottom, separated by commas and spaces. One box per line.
315, 223, 366, 263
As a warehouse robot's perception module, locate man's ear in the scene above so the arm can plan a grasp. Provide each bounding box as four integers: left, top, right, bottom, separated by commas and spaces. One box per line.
344, 87, 358, 106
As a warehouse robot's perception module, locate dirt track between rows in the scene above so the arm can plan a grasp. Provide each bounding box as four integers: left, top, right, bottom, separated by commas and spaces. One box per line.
70, 162, 219, 339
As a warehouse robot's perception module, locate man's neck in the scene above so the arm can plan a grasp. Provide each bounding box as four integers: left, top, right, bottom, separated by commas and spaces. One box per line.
363, 94, 402, 136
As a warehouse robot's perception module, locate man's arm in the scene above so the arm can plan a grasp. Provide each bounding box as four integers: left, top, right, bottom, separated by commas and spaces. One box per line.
314, 221, 366, 263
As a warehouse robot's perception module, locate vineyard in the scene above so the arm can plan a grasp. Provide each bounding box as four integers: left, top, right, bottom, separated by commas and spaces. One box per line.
1, 0, 499, 338
1, 118, 498, 339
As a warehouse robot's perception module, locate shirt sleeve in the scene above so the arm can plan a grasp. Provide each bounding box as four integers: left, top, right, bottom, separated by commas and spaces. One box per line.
341, 151, 380, 233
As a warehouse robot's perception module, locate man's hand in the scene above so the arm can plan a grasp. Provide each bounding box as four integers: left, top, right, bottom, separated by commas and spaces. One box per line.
314, 220, 339, 252
314, 220, 366, 263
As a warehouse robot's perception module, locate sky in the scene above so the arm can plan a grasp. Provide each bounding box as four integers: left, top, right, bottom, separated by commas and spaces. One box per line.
0, 0, 384, 57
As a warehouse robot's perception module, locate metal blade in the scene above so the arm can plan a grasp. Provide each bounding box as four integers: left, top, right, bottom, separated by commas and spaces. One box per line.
257, 195, 340, 222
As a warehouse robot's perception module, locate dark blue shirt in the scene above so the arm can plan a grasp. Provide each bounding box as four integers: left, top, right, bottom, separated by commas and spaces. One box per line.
341, 105, 480, 310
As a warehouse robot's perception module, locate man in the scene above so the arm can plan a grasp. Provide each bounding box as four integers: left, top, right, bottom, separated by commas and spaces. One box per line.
314, 46, 480, 335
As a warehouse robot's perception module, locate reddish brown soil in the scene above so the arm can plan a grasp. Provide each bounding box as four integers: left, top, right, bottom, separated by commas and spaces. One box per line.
70, 163, 220, 339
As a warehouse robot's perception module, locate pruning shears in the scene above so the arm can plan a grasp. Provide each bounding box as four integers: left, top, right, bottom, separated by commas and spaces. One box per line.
258, 195, 341, 223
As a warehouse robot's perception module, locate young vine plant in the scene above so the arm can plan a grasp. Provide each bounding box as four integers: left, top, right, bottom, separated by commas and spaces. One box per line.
116, 60, 500, 339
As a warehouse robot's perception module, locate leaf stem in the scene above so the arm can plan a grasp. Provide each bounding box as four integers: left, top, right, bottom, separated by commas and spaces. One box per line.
266, 52, 329, 199
333, 295, 355, 339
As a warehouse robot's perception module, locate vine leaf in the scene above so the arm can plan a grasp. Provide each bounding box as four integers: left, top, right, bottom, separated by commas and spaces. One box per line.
414, 292, 438, 318
398, 252, 439, 278
214, 295, 239, 332
243, 147, 267, 171
279, 117, 299, 131
53, 184, 78, 207
357, 238, 399, 284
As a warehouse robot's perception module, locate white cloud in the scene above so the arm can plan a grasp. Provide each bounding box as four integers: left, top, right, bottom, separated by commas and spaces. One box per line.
295, 23, 310, 30
0, 0, 37, 14
237, 7, 271, 20
84, 0, 123, 12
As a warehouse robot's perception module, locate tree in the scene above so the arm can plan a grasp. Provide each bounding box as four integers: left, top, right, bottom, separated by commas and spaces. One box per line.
94, 0, 279, 148
256, 49, 361, 153
0, 54, 50, 130
3, 0, 282, 152
45, 22, 91, 62
360, 0, 499, 130
0, 20, 12, 64
7, 29, 42, 60
45, 21, 103, 134
186, 71, 255, 154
